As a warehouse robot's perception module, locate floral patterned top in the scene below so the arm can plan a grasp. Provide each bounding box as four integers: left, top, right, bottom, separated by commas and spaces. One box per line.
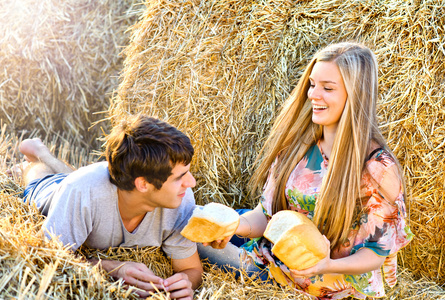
241, 142, 413, 299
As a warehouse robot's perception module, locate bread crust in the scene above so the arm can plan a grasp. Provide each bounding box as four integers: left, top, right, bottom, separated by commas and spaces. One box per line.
264, 211, 329, 270
180, 204, 240, 243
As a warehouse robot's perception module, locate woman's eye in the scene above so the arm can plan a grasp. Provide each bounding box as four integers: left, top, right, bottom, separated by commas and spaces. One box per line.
324, 87, 333, 91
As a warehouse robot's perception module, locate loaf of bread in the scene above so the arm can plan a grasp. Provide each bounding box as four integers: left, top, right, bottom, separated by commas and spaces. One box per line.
180, 203, 240, 243
263, 210, 329, 270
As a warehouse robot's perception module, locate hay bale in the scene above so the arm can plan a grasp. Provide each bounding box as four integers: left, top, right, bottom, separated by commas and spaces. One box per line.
111, 0, 445, 283
0, 0, 142, 151
112, 0, 294, 206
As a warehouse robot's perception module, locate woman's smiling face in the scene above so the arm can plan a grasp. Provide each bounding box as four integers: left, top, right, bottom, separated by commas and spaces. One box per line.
308, 61, 348, 132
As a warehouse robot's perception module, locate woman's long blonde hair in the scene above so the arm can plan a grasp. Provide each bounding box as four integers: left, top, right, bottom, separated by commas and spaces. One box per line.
250, 42, 397, 250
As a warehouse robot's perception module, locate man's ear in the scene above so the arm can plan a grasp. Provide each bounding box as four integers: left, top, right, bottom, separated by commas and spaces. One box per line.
134, 177, 153, 193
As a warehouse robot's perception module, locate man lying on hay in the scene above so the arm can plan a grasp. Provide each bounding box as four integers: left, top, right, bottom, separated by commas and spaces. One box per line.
18, 114, 202, 299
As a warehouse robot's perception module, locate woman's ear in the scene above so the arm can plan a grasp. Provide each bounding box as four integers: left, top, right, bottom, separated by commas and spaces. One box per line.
134, 177, 152, 193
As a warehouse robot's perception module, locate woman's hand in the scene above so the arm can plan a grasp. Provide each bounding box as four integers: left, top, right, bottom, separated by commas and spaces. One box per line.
290, 255, 333, 278
290, 237, 388, 278
201, 204, 268, 250
202, 235, 232, 249
290, 236, 332, 278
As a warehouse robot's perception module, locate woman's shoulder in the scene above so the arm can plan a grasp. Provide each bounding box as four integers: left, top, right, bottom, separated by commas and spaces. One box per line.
365, 145, 397, 173
364, 146, 402, 203
366, 146, 396, 165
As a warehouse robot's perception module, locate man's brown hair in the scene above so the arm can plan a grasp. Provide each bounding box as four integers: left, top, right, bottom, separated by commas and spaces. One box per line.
105, 114, 194, 190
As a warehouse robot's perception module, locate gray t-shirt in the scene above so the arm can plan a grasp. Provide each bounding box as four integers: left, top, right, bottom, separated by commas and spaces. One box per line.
38, 162, 196, 260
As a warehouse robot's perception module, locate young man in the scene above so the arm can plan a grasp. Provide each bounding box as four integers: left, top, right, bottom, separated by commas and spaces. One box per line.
20, 114, 202, 299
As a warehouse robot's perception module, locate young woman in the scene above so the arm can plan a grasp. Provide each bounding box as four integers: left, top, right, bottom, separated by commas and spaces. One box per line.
198, 42, 413, 299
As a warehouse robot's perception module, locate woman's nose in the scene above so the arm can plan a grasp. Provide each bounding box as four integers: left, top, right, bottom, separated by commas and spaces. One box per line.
308, 86, 321, 100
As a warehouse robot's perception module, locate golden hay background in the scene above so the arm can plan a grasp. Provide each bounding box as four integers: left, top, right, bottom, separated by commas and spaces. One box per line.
111, 0, 445, 284
0, 0, 142, 151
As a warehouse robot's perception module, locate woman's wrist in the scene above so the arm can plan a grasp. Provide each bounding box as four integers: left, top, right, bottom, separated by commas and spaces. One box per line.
322, 257, 336, 274
236, 215, 252, 237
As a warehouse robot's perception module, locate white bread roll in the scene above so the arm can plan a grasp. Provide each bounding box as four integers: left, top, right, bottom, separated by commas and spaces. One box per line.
180, 203, 240, 243
263, 210, 329, 270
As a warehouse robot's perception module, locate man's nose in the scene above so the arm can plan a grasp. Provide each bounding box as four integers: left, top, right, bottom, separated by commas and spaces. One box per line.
184, 171, 196, 188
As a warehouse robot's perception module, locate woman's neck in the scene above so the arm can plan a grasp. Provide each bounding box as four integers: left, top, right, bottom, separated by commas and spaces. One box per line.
320, 125, 337, 159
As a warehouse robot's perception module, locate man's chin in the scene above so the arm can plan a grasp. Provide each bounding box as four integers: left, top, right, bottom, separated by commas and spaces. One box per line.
168, 197, 183, 209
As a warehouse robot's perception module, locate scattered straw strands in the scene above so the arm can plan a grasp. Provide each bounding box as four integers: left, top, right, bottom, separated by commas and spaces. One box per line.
112, 0, 445, 283
0, 191, 137, 299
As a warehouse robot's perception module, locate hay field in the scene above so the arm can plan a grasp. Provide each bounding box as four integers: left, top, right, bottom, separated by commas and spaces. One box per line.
112, 0, 445, 285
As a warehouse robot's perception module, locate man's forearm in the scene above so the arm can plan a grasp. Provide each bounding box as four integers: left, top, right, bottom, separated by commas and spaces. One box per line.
178, 268, 202, 290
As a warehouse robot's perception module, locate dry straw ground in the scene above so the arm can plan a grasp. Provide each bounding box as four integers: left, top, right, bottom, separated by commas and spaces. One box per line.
112, 0, 445, 285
